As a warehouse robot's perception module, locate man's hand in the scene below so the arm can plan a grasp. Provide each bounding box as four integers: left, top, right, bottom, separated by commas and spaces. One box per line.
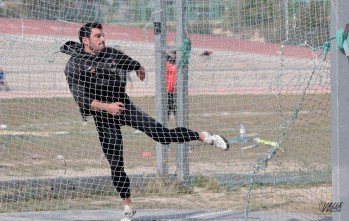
105, 102, 125, 116
136, 66, 146, 81
91, 100, 124, 116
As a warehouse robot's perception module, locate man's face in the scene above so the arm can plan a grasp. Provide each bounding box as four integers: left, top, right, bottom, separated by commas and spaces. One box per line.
83, 28, 106, 54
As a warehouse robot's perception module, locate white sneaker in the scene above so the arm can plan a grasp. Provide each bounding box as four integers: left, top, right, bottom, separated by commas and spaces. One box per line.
202, 131, 229, 150
121, 205, 136, 221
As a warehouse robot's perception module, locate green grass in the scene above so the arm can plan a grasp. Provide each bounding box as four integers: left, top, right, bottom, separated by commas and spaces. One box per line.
0, 94, 331, 213
0, 94, 331, 175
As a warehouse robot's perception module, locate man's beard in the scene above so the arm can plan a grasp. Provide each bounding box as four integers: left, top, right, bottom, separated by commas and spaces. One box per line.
89, 42, 105, 53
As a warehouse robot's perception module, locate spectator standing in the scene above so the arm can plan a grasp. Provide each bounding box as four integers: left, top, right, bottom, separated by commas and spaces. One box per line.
166, 40, 177, 119
0, 67, 10, 92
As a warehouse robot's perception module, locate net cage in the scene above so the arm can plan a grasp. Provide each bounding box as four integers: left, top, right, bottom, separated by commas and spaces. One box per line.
0, 0, 331, 220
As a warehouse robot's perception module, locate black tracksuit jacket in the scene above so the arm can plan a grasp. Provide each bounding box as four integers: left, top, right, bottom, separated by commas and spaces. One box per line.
60, 41, 141, 116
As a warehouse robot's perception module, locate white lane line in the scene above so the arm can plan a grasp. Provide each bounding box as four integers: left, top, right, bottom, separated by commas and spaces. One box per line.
189, 210, 233, 218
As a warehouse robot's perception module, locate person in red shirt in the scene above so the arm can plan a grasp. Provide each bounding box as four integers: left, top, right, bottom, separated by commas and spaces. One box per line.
166, 40, 177, 119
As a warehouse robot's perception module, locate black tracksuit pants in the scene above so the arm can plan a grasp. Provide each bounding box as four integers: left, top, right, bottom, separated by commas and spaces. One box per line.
93, 97, 199, 199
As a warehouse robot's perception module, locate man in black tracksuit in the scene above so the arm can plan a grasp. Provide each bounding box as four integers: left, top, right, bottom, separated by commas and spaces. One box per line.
61, 22, 229, 221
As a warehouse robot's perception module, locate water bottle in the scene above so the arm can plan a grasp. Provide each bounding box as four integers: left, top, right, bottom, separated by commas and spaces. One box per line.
239, 124, 246, 140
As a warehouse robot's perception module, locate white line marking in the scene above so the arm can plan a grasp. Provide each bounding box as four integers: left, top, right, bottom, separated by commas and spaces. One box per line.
189, 210, 233, 218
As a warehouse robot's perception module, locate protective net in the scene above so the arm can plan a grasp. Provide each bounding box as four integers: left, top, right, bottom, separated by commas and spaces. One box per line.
0, 0, 331, 220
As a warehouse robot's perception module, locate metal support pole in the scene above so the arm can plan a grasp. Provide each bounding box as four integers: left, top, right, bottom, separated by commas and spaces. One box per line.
331, 0, 349, 220
154, 0, 168, 176
284, 0, 289, 42
175, 0, 190, 184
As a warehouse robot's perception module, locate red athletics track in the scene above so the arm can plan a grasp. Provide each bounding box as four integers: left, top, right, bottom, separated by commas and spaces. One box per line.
0, 18, 329, 98
0, 18, 323, 59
